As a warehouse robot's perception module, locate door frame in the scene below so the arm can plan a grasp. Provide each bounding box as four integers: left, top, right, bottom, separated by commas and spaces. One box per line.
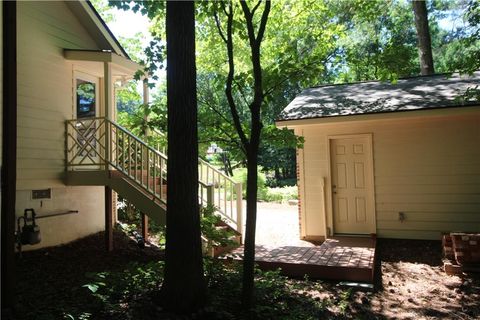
326, 133, 376, 236
71, 70, 102, 169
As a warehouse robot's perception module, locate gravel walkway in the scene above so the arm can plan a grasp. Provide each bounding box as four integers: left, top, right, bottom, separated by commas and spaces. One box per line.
251, 201, 314, 247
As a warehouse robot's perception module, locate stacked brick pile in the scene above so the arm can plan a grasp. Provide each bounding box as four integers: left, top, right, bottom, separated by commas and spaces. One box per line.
442, 234, 454, 260
443, 233, 480, 275
451, 233, 480, 265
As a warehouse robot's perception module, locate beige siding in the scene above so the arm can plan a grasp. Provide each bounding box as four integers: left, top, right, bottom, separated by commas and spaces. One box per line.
16, 2, 105, 248
299, 112, 480, 240
17, 1, 99, 188
17, 187, 105, 250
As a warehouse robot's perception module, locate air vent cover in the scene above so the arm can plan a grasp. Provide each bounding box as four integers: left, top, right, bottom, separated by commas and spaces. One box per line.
32, 189, 52, 200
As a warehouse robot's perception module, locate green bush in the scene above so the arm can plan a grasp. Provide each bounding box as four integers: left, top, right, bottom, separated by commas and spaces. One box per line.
232, 167, 267, 200
266, 177, 297, 188
200, 205, 236, 251
264, 186, 298, 203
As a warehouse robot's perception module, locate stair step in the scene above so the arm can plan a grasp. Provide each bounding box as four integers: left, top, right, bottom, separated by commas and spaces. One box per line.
214, 220, 241, 237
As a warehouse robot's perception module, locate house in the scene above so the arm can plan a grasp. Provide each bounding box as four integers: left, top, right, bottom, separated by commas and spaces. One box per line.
2, 0, 242, 247
276, 73, 480, 241
0, 0, 150, 251
1, 0, 243, 310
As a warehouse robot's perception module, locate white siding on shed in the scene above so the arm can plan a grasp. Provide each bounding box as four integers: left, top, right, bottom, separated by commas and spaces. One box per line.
299, 112, 480, 240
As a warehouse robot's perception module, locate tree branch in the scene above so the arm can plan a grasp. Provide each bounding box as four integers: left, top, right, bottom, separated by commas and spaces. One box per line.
240, 0, 271, 152
198, 98, 229, 123
263, 51, 335, 98
251, 1, 262, 17
233, 78, 251, 108
213, 6, 228, 44
255, 1, 270, 45
224, 2, 250, 151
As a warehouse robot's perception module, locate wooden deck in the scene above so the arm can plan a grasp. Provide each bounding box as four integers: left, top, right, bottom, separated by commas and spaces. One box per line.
224, 236, 377, 283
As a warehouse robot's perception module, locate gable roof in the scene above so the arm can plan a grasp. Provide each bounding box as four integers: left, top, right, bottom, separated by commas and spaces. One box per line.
65, 0, 130, 59
277, 72, 480, 122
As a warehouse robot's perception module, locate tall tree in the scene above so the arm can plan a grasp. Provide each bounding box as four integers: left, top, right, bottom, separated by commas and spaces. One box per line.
211, 0, 271, 309
413, 0, 435, 75
160, 1, 206, 313
332, 0, 418, 82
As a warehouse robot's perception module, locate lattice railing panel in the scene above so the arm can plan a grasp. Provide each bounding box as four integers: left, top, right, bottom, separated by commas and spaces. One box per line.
66, 117, 242, 233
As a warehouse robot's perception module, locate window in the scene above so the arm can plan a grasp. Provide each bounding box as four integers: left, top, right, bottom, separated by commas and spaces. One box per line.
76, 79, 96, 119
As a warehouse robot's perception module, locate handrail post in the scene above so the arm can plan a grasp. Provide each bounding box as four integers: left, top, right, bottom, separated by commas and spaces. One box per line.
105, 119, 110, 170
206, 184, 215, 207
235, 182, 243, 235
104, 61, 112, 170
64, 120, 69, 171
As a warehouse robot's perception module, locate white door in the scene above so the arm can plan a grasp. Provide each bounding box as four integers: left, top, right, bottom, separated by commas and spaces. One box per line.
73, 71, 101, 168
330, 135, 375, 234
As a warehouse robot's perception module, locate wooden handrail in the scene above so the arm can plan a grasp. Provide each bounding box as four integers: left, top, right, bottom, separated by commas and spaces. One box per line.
66, 117, 242, 234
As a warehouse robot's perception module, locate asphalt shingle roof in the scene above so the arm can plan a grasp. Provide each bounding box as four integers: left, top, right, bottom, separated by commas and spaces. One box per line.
277, 72, 480, 122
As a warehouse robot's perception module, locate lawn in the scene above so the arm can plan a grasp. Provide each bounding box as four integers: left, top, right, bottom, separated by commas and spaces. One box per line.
11, 231, 480, 319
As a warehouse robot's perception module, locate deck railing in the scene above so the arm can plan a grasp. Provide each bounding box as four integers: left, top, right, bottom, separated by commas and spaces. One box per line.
146, 128, 242, 233
66, 117, 242, 233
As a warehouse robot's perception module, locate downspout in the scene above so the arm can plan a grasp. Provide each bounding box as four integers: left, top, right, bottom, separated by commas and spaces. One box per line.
1, 0, 17, 311
103, 62, 113, 251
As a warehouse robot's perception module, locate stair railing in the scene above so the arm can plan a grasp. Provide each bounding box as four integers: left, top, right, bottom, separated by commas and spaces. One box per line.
66, 117, 167, 205
198, 160, 243, 234
149, 127, 242, 234
66, 117, 243, 234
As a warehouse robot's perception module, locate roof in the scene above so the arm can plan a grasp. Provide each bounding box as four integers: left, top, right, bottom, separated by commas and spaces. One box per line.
277, 72, 480, 122
65, 0, 130, 59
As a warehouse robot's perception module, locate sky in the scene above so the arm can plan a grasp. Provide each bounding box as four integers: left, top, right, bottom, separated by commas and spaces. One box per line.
98, 5, 163, 95
107, 8, 151, 47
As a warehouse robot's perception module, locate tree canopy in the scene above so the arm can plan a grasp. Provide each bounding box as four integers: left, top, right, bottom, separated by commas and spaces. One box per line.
105, 0, 478, 181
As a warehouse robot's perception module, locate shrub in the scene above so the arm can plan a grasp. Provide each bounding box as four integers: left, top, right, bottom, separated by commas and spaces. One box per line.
200, 205, 236, 252
264, 186, 298, 203
266, 176, 297, 188
232, 167, 267, 200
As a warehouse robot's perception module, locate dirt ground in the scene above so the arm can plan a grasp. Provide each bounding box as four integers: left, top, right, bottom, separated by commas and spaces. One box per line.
369, 239, 479, 319
11, 203, 480, 319
255, 202, 480, 319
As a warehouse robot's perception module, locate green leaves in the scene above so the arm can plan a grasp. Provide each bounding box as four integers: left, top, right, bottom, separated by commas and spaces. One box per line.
200, 205, 237, 249
83, 284, 100, 294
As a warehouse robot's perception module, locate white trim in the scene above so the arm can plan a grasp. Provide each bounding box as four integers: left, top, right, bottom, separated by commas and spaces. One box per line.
320, 177, 328, 237
64, 50, 141, 75
296, 128, 307, 239
276, 105, 480, 129
326, 133, 376, 235
66, 1, 125, 58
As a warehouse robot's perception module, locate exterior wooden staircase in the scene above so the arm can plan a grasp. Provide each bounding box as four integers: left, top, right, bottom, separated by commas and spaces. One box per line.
65, 117, 243, 238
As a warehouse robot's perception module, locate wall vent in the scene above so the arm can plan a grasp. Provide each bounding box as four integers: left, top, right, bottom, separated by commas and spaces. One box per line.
32, 189, 52, 200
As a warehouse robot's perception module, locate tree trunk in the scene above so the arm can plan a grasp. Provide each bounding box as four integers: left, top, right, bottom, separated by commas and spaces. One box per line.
274, 167, 280, 180
226, 155, 234, 176
242, 148, 259, 309
413, 0, 435, 75
160, 1, 206, 313
2, 0, 17, 311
